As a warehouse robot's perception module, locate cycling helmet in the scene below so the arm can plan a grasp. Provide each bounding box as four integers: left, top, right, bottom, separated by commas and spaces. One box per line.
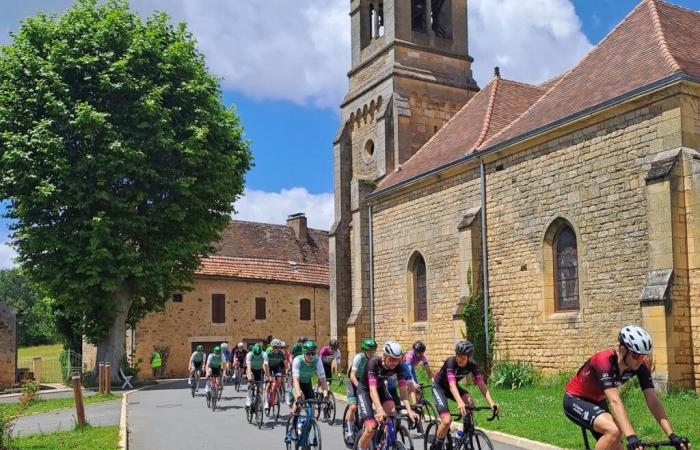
221, 342, 229, 349
252, 344, 262, 355
455, 340, 474, 356
412, 341, 426, 353
329, 339, 339, 349
213, 346, 221, 353
271, 338, 283, 348
618, 325, 652, 355
303, 341, 318, 353
280, 340, 287, 348
237, 342, 245, 349
196, 345, 204, 351
383, 341, 403, 358
298, 336, 308, 343
361, 338, 378, 351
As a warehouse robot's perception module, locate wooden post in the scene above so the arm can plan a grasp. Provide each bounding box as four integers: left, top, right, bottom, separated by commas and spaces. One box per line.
72, 371, 86, 428
98, 362, 104, 394
105, 362, 111, 394
32, 358, 42, 384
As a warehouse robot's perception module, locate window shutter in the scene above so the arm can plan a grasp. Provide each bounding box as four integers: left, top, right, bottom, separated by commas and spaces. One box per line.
212, 294, 225, 323
255, 297, 266, 320
300, 299, 311, 321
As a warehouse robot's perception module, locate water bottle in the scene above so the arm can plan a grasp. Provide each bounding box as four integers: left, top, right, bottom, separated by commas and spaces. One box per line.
297, 417, 305, 435
454, 428, 464, 441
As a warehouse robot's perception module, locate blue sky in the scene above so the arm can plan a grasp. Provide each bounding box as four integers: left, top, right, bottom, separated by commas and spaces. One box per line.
0, 0, 698, 268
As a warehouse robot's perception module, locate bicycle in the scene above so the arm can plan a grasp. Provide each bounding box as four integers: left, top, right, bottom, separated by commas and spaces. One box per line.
216, 374, 224, 402
265, 378, 283, 422
341, 402, 362, 446
423, 406, 498, 450
246, 380, 265, 429
285, 398, 324, 450
409, 384, 438, 433
580, 427, 692, 450
189, 369, 201, 398
353, 410, 412, 450
233, 365, 246, 392
205, 375, 221, 412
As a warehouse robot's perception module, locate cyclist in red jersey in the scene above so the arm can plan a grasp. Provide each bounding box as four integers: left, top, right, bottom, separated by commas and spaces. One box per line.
563, 325, 689, 450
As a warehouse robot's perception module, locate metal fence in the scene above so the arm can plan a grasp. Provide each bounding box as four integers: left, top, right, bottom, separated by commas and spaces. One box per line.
17, 350, 82, 384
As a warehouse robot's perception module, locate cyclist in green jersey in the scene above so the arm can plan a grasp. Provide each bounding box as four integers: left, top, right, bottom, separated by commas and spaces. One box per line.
344, 338, 377, 446
265, 339, 287, 410
246, 344, 270, 408
188, 345, 206, 387
285, 341, 329, 444
205, 346, 223, 395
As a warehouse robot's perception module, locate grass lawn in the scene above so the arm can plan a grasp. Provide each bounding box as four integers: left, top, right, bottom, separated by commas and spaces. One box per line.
329, 369, 699, 449
0, 393, 122, 418
17, 344, 65, 383
17, 344, 64, 361
10, 425, 119, 450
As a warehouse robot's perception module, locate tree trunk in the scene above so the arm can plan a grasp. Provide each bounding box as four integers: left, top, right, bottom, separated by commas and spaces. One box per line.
94, 287, 132, 383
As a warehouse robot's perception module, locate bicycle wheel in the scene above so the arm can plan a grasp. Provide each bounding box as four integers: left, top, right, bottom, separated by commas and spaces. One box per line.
206, 390, 211, 409
323, 393, 336, 425
423, 420, 440, 450
462, 430, 493, 450
314, 390, 323, 419
398, 425, 414, 450
234, 373, 241, 392
255, 394, 264, 429
284, 414, 298, 450
421, 400, 438, 423
190, 376, 196, 398
211, 385, 217, 411
275, 387, 283, 421
304, 419, 322, 450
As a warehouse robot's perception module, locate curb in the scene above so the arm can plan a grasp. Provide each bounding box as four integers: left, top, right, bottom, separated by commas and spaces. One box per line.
333, 391, 562, 450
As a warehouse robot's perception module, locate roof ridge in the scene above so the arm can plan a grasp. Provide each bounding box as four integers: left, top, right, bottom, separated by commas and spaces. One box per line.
497, 77, 543, 90
478, 0, 663, 150
474, 76, 500, 149
647, 0, 682, 72
206, 254, 328, 267
655, 0, 699, 15
230, 218, 328, 234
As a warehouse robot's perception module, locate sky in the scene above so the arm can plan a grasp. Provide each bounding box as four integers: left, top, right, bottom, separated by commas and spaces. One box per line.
0, 0, 698, 269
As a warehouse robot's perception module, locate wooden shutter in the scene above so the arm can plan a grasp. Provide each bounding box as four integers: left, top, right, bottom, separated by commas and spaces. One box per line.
300, 299, 311, 321
212, 294, 225, 323
255, 297, 266, 320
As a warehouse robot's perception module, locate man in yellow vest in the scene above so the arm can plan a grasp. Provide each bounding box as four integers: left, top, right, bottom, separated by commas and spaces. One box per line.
151, 346, 162, 380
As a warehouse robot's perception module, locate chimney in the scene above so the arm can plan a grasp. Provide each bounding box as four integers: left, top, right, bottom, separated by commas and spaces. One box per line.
287, 213, 308, 242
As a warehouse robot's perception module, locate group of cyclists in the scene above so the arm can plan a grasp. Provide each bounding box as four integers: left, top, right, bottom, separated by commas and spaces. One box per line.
184, 324, 691, 450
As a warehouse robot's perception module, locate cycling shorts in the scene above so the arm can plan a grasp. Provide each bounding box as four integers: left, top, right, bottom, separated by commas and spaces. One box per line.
432, 382, 470, 415
270, 365, 285, 377
193, 361, 203, 371
346, 382, 358, 404
563, 394, 609, 441
250, 368, 264, 384
293, 381, 315, 401
402, 363, 418, 383
209, 367, 222, 377
356, 385, 394, 424
322, 362, 333, 380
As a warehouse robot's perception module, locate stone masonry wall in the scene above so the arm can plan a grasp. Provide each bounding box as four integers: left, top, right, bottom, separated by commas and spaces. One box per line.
134, 278, 330, 378
0, 301, 17, 387
371, 92, 691, 376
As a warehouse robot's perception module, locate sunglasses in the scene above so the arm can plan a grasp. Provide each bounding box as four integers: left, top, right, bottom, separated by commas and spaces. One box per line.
305, 352, 316, 357
629, 351, 645, 360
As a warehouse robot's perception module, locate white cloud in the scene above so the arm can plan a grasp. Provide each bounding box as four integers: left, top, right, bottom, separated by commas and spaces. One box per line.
469, 0, 593, 86
0, 241, 18, 269
233, 188, 334, 231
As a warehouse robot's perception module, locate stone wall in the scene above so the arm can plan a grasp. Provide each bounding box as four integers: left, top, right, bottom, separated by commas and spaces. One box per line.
370, 90, 699, 387
0, 301, 17, 388
133, 278, 330, 378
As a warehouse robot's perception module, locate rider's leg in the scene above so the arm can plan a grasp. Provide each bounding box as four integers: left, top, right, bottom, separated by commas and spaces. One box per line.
592, 413, 623, 450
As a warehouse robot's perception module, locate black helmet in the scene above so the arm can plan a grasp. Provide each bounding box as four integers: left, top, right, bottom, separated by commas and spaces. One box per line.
298, 336, 308, 344
412, 341, 426, 353
455, 340, 474, 356
329, 339, 339, 349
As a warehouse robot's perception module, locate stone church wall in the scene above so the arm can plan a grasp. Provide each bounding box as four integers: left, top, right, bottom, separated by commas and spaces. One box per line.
0, 301, 17, 388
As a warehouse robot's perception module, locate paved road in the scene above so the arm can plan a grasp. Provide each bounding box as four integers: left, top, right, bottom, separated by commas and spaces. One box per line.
128, 380, 525, 450
11, 400, 121, 437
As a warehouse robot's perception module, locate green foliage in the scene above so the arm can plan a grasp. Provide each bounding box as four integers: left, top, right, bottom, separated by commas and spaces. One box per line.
538, 371, 572, 389
120, 354, 140, 379
11, 424, 119, 450
460, 268, 494, 377
0, 269, 59, 346
0, 0, 252, 357
492, 361, 539, 390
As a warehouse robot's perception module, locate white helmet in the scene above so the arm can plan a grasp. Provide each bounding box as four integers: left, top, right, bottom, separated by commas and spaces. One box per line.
618, 325, 652, 355
221, 342, 229, 349
383, 341, 403, 358
271, 339, 283, 347
280, 340, 287, 348
237, 342, 245, 349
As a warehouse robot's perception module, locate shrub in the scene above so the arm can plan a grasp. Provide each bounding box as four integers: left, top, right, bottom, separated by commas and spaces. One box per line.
492, 361, 539, 390
461, 268, 494, 378
19, 380, 39, 409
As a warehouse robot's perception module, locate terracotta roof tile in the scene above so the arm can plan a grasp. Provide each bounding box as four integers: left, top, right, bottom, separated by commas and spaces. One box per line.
196, 255, 329, 287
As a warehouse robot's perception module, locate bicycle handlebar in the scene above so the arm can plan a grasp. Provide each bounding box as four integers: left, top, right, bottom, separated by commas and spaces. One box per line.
450, 406, 499, 422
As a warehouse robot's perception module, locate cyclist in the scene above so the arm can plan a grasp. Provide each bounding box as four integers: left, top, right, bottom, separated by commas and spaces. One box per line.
344, 338, 377, 446
204, 346, 224, 397
265, 339, 287, 411
356, 341, 418, 450
188, 345, 206, 388
245, 344, 270, 408
221, 342, 231, 379
285, 340, 329, 443
232, 342, 247, 382
319, 339, 342, 383
563, 325, 690, 450
405, 340, 433, 406
431, 340, 499, 450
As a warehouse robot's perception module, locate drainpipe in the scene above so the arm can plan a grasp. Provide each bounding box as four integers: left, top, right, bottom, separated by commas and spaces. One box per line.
480, 159, 491, 359
368, 205, 375, 338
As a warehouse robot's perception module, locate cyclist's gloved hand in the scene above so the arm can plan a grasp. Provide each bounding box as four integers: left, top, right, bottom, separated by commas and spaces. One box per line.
491, 404, 500, 415
295, 397, 304, 407
626, 435, 642, 450
669, 433, 690, 450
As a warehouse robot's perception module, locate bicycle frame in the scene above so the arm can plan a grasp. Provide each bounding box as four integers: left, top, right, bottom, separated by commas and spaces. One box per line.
580, 427, 689, 450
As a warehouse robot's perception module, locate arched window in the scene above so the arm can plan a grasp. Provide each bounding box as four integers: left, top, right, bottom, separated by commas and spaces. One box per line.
299, 298, 311, 321
553, 226, 579, 311
409, 253, 428, 322
412, 0, 427, 31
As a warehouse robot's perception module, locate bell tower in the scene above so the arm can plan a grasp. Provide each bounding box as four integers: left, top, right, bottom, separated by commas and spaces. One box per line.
330, 0, 478, 357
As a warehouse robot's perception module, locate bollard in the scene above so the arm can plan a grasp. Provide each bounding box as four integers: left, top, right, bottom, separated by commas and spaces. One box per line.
105, 362, 111, 394
72, 371, 86, 427
98, 362, 104, 394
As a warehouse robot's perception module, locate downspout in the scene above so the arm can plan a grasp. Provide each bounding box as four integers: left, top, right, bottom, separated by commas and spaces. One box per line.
368, 205, 375, 338
480, 159, 491, 359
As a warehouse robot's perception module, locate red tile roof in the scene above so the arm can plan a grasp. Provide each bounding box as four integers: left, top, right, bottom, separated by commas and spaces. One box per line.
376, 0, 700, 193
196, 256, 329, 287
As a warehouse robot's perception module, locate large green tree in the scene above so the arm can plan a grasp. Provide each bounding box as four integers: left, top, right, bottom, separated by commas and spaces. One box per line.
0, 0, 251, 378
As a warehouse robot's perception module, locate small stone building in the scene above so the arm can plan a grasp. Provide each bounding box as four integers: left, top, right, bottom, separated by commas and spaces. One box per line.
0, 300, 18, 388
132, 214, 330, 378
331, 0, 700, 391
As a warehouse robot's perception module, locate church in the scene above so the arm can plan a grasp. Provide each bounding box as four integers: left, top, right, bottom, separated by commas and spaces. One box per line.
330, 0, 700, 391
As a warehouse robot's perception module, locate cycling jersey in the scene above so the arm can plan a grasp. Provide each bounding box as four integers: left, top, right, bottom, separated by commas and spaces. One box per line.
207, 353, 223, 369
266, 349, 286, 370
233, 349, 246, 364
246, 351, 268, 371
433, 356, 483, 390
292, 355, 325, 383
358, 356, 407, 390
565, 349, 654, 402
190, 351, 206, 365
319, 346, 341, 365
290, 343, 303, 357
222, 350, 231, 362
348, 353, 369, 380
405, 350, 429, 369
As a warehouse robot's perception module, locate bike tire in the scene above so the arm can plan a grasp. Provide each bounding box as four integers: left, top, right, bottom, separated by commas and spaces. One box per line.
285, 414, 297, 450
398, 425, 415, 450
324, 392, 337, 425
314, 391, 323, 419
462, 430, 494, 450
206, 390, 211, 409
211, 387, 217, 411
190, 377, 196, 398
304, 419, 322, 450
256, 395, 264, 429
423, 420, 439, 450
421, 400, 438, 423
392, 442, 408, 450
